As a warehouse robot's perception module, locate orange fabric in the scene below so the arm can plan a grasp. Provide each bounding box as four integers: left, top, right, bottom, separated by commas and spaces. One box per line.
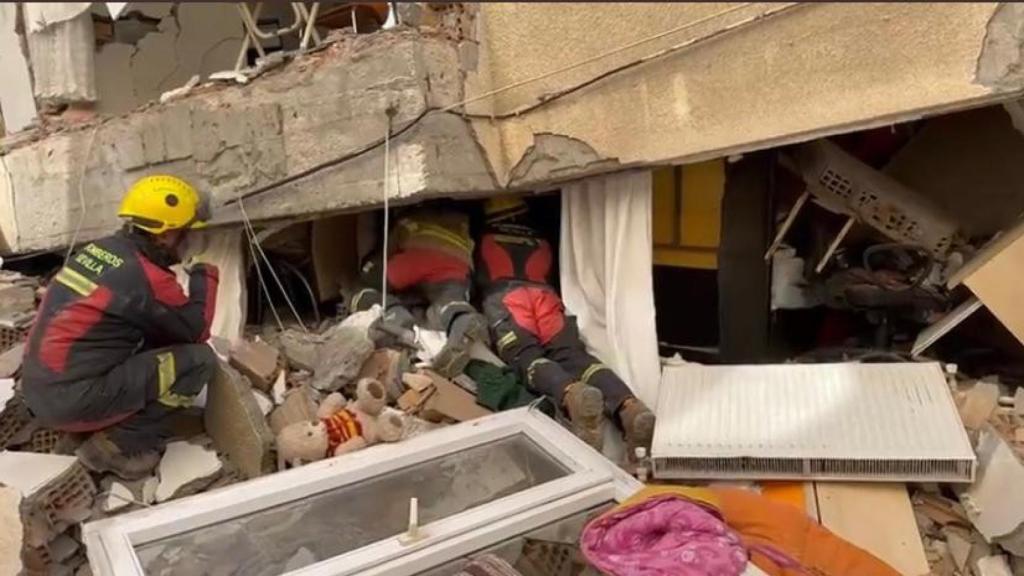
760, 482, 809, 513
711, 487, 901, 576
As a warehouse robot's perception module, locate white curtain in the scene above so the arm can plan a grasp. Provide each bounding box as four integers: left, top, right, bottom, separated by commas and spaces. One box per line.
560, 169, 661, 410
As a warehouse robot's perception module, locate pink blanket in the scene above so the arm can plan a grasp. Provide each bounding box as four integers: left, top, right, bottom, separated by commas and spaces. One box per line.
581, 495, 749, 576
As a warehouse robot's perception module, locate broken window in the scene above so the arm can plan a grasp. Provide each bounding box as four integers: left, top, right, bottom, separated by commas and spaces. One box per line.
83, 408, 641, 576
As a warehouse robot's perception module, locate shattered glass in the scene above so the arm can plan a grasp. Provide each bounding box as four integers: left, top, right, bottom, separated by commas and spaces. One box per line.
135, 435, 568, 576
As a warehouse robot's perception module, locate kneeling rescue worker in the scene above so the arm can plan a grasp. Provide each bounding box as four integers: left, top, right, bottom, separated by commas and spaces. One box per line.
350, 205, 490, 377
22, 175, 219, 480
477, 195, 656, 454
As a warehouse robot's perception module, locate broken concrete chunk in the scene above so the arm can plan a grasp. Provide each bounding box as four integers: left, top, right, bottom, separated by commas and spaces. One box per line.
252, 389, 274, 416
272, 370, 287, 405
312, 326, 374, 392
0, 485, 23, 576
155, 441, 223, 503
279, 330, 319, 372
960, 381, 1001, 429
977, 555, 1013, 576
47, 533, 78, 563
204, 362, 274, 479
269, 385, 318, 435
914, 493, 970, 527
0, 284, 36, 316
101, 482, 134, 513
0, 452, 96, 548
230, 339, 280, 392
0, 451, 79, 498
142, 476, 158, 505
0, 343, 24, 378
962, 427, 1024, 557
943, 526, 972, 573
358, 348, 406, 401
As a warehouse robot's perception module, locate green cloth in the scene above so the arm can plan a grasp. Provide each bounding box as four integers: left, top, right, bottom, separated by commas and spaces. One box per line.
466, 360, 537, 412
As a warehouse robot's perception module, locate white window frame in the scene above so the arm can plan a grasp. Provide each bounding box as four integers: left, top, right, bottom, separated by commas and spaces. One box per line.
83, 407, 641, 576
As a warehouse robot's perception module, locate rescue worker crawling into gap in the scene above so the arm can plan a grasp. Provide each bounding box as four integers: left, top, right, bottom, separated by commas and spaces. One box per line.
350, 203, 490, 378
21, 175, 219, 481
477, 195, 656, 454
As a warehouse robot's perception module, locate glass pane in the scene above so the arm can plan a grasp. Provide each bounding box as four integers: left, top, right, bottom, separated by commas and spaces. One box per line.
416, 503, 613, 576
135, 435, 569, 576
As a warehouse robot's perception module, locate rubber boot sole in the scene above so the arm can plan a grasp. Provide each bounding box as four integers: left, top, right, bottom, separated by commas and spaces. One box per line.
570, 387, 605, 452
625, 410, 656, 461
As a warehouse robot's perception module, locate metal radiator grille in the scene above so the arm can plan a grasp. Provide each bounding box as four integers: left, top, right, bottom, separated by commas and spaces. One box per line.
652, 362, 975, 482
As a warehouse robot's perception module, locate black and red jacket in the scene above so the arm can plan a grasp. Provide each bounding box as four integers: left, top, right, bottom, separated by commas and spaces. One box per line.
22, 230, 218, 398
476, 221, 554, 293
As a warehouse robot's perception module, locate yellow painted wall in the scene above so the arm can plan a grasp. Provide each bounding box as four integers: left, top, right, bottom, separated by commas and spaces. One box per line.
653, 159, 724, 270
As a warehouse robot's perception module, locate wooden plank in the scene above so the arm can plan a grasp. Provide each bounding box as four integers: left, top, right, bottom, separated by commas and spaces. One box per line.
815, 483, 929, 576
963, 229, 1024, 345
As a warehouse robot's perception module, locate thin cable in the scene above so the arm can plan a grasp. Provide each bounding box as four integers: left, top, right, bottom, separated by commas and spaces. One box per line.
459, 3, 803, 120
440, 3, 754, 114
65, 126, 100, 264
237, 198, 308, 332
381, 113, 392, 312
244, 220, 285, 332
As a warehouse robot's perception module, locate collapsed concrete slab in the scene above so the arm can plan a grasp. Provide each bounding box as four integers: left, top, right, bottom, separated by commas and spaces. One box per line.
0, 31, 498, 254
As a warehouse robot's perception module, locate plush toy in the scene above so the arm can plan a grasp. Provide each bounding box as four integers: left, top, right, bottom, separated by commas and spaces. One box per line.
276, 378, 404, 469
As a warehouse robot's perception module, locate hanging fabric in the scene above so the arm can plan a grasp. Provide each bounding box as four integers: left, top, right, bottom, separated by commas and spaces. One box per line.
559, 169, 661, 410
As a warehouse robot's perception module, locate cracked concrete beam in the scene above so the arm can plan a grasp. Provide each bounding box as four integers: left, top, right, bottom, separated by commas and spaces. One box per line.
976, 3, 1024, 91
507, 133, 620, 189
0, 32, 500, 254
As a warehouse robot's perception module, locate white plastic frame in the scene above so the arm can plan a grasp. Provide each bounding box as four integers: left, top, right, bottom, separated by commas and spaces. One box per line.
83, 407, 641, 575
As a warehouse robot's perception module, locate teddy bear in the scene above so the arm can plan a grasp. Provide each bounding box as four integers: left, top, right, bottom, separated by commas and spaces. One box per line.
276, 377, 404, 469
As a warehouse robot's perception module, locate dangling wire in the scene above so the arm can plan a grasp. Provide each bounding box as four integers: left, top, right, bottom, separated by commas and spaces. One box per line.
381, 111, 393, 312
236, 194, 308, 333
65, 126, 100, 265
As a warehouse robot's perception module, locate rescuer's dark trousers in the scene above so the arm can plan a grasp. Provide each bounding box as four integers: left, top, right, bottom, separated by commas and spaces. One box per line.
482, 285, 632, 417
25, 344, 217, 453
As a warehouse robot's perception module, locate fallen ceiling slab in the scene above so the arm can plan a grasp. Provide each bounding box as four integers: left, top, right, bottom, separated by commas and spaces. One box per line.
652, 362, 975, 482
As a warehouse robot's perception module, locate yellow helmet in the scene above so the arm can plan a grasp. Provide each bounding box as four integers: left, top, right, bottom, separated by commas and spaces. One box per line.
118, 175, 210, 234
484, 195, 528, 223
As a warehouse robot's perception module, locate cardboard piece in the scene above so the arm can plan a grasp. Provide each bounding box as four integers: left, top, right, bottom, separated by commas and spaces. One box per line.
960, 223, 1024, 346
816, 483, 930, 576
419, 371, 491, 423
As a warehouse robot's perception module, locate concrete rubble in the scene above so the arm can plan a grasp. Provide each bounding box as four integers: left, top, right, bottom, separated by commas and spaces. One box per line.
154, 440, 223, 503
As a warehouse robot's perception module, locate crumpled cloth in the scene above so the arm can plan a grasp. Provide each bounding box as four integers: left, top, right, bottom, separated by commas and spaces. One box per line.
581, 494, 748, 576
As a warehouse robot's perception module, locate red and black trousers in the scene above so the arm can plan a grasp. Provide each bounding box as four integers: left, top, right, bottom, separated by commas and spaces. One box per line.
482, 283, 632, 417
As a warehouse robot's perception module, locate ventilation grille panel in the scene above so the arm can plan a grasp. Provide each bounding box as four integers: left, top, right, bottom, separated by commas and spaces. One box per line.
652, 362, 975, 482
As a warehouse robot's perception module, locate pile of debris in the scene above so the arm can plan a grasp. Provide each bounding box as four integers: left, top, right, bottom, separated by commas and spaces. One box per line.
0, 295, 507, 574
913, 378, 1024, 576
